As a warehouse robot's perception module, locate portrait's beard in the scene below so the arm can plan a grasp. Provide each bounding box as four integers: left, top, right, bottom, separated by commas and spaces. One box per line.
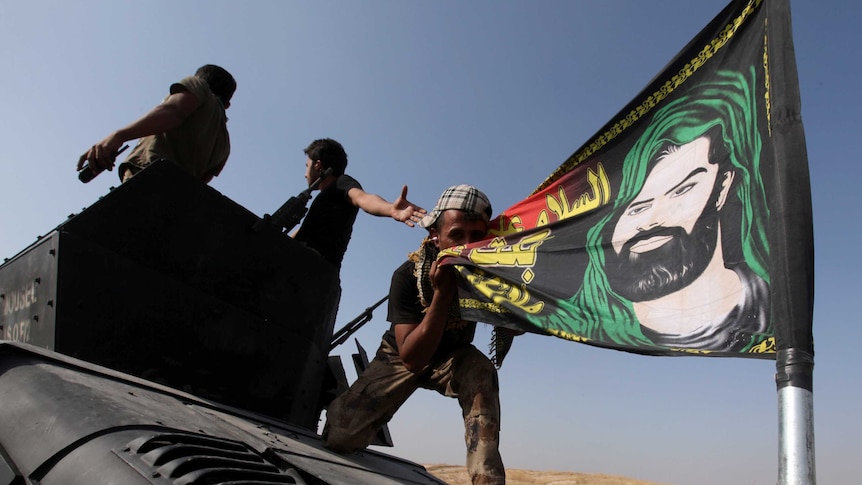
606, 206, 720, 302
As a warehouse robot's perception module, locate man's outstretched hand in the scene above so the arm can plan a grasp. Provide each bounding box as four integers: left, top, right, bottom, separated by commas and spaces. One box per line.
392, 185, 427, 227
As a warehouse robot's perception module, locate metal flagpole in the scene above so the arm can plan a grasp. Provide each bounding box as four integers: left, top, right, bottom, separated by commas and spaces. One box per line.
776, 348, 816, 484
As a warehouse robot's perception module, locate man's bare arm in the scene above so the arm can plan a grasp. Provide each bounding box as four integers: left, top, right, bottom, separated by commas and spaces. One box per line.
393, 263, 457, 372
347, 185, 426, 227
77, 89, 199, 173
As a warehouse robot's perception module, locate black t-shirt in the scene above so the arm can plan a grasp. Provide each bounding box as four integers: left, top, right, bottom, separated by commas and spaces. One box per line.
383, 260, 477, 362
294, 174, 362, 267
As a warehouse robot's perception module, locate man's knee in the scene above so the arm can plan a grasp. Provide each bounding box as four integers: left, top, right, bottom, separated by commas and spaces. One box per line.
453, 349, 499, 397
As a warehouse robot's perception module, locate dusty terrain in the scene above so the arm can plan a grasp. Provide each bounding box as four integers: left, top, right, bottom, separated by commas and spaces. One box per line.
423, 464, 669, 485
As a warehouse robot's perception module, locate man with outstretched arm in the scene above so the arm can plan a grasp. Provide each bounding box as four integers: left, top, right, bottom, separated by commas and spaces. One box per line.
292, 138, 426, 268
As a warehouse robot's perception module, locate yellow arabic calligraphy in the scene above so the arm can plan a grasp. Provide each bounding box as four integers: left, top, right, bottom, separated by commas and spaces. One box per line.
491, 214, 524, 236
493, 161, 612, 237
465, 269, 544, 314
468, 230, 552, 267
545, 162, 611, 222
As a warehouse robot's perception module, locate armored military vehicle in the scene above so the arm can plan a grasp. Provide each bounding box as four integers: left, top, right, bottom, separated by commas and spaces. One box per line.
0, 160, 443, 484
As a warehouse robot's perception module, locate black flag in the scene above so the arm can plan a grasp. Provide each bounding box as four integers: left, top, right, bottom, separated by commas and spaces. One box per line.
443, 0, 814, 359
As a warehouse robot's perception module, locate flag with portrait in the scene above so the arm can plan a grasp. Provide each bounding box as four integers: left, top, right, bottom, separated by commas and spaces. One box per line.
443, 0, 814, 358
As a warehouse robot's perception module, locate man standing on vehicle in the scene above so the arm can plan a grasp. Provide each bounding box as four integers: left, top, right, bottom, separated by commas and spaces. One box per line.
293, 137, 425, 268
77, 64, 236, 184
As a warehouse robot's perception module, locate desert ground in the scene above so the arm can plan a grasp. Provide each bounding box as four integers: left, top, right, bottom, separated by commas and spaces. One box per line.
423, 464, 670, 485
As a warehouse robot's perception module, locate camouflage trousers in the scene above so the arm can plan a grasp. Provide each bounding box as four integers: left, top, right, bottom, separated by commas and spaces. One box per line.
323, 339, 505, 485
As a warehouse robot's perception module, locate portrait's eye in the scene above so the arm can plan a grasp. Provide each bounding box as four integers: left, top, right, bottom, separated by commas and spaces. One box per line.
671, 182, 696, 198
626, 204, 651, 217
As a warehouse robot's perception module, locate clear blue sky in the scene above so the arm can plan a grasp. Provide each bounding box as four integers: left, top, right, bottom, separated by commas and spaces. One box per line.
1, 1, 857, 484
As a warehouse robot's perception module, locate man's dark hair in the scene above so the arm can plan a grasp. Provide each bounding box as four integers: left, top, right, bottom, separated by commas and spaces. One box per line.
304, 138, 348, 175
195, 64, 237, 106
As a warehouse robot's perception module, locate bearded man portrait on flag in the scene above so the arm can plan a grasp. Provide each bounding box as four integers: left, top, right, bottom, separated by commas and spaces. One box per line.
537, 68, 772, 353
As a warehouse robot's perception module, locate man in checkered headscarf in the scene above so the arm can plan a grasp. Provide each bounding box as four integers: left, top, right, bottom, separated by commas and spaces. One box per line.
323, 185, 506, 485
